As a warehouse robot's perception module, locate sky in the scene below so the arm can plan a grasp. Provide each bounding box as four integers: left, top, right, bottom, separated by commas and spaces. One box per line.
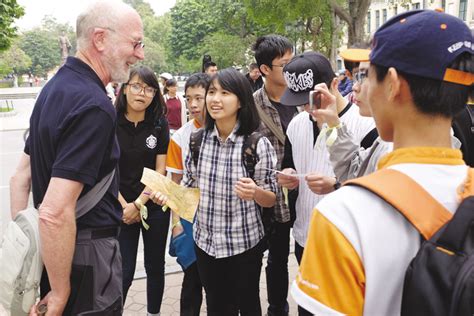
15, 0, 176, 31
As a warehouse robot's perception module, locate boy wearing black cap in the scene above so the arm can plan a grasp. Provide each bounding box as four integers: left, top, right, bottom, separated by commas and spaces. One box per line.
292, 10, 473, 315
277, 51, 375, 270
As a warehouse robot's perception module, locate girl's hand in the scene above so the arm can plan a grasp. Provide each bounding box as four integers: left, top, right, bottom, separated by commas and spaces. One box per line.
122, 203, 140, 225
235, 177, 258, 201
172, 221, 184, 238
149, 191, 168, 206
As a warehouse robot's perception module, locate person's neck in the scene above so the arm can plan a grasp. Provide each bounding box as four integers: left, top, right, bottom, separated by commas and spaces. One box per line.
215, 118, 237, 141
392, 110, 452, 150
264, 80, 286, 103
76, 50, 109, 86
125, 108, 145, 127
335, 92, 348, 114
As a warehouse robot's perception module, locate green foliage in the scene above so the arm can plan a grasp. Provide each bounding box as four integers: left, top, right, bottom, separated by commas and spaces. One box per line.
138, 39, 167, 73
0, 0, 25, 52
200, 32, 253, 69
0, 40, 32, 76
124, 0, 155, 19
20, 29, 61, 77
243, 0, 336, 56
169, 0, 217, 60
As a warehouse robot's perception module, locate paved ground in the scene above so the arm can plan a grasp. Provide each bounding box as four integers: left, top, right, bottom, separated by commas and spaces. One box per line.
124, 254, 300, 315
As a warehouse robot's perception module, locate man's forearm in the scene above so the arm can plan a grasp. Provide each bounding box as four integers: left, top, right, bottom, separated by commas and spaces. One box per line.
39, 204, 75, 300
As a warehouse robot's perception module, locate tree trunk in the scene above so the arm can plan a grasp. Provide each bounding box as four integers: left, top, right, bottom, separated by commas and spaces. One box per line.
331, 0, 371, 46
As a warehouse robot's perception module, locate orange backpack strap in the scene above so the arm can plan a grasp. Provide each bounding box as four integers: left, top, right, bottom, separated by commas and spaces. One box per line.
344, 169, 452, 240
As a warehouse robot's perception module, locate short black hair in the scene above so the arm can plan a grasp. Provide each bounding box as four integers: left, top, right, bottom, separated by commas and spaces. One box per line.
252, 34, 293, 76
372, 52, 473, 118
248, 63, 259, 71
342, 42, 369, 74
184, 73, 211, 94
204, 62, 217, 72
115, 66, 167, 119
205, 68, 260, 136
344, 60, 358, 74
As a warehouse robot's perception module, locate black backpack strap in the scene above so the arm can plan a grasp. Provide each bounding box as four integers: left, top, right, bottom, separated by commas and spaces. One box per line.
242, 132, 263, 179
189, 128, 205, 169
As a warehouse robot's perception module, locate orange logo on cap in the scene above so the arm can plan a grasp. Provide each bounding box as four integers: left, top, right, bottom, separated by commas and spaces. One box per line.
400, 18, 407, 23
435, 8, 444, 12
440, 24, 447, 30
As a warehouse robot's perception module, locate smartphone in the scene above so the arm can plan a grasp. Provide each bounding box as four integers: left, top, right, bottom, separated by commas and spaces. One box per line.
309, 91, 321, 111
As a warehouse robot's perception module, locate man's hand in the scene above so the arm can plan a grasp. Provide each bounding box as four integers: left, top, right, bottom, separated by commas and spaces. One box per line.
29, 289, 70, 316
235, 177, 258, 201
277, 168, 300, 190
305, 173, 337, 195
122, 203, 140, 225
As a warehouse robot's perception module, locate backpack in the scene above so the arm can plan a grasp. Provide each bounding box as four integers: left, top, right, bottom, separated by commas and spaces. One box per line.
0, 208, 42, 315
0, 169, 115, 315
345, 168, 474, 316
189, 129, 274, 238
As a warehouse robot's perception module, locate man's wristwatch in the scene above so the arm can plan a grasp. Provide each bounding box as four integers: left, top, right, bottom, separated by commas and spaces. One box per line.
333, 180, 341, 190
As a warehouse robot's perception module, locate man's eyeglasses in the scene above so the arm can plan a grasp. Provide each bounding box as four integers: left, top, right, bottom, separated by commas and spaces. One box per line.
100, 27, 145, 50
271, 63, 288, 68
354, 69, 368, 84
127, 83, 156, 97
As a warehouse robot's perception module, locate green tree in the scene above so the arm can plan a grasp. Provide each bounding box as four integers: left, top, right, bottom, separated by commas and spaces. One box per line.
330, 0, 371, 45
200, 32, 252, 69
0, 40, 31, 76
20, 30, 61, 77
243, 0, 336, 56
0, 0, 25, 52
169, 0, 217, 60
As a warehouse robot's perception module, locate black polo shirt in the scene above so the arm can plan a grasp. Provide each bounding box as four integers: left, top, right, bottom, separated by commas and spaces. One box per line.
25, 56, 121, 229
116, 112, 169, 219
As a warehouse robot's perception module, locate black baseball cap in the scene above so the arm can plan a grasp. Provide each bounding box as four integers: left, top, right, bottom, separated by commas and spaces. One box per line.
280, 51, 335, 106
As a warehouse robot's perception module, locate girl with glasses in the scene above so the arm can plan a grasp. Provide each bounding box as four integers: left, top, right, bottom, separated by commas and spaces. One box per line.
115, 66, 170, 316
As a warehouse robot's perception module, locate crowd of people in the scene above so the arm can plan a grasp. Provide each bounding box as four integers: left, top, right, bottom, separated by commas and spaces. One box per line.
7, 0, 473, 315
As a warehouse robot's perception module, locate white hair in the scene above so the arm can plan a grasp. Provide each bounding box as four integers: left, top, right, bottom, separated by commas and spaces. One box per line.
76, 0, 136, 50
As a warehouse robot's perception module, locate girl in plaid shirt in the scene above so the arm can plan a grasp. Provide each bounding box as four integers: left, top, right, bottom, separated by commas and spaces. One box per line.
154, 68, 277, 315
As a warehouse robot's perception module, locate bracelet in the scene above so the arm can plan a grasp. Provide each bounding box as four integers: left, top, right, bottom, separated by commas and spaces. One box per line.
134, 197, 144, 211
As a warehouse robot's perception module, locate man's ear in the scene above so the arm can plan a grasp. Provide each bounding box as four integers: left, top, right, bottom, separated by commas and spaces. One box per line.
92, 28, 107, 52
260, 64, 271, 77
330, 77, 339, 92
386, 67, 402, 102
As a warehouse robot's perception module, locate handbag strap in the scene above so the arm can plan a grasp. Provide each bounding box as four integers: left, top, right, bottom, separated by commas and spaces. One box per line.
256, 98, 286, 145
75, 169, 116, 219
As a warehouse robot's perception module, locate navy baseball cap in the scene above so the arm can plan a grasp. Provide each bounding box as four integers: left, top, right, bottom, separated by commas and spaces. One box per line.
281, 52, 335, 106
370, 9, 474, 86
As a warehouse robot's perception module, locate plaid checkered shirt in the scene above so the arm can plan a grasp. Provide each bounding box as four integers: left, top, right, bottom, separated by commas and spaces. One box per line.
182, 125, 278, 258
253, 87, 293, 223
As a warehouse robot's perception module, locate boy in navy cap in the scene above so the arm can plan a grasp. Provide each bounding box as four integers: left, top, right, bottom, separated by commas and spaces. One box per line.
292, 9, 473, 315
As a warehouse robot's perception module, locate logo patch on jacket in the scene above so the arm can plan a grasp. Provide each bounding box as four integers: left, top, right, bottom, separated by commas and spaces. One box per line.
146, 135, 157, 149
